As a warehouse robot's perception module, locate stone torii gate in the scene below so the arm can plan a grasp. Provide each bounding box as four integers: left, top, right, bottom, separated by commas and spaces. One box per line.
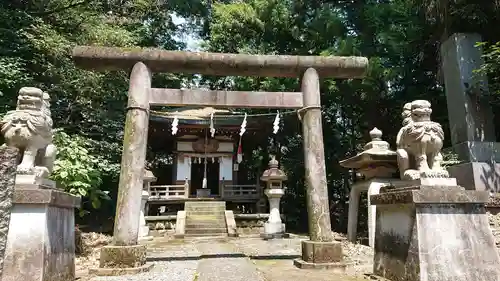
72, 46, 368, 275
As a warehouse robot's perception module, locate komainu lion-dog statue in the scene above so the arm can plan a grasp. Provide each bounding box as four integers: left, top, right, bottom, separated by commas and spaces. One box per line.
396, 100, 449, 180
1, 87, 56, 179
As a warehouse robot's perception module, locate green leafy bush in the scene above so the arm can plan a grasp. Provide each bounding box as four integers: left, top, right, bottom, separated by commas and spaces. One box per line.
476, 41, 500, 96
51, 131, 120, 216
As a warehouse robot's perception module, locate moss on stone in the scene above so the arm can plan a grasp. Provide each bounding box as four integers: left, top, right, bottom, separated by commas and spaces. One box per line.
99, 245, 147, 268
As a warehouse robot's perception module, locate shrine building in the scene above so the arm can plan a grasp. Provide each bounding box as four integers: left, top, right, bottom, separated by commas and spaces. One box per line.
146, 106, 278, 217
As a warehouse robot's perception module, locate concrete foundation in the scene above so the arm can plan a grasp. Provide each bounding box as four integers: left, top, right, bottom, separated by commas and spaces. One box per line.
1, 188, 80, 281
371, 185, 500, 281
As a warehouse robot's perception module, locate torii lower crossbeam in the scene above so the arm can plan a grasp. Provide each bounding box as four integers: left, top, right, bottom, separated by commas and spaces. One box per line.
149, 88, 303, 109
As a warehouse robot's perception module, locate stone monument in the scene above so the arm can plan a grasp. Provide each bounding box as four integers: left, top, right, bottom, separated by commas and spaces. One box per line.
260, 156, 288, 239
371, 100, 500, 281
0, 87, 81, 281
441, 33, 500, 192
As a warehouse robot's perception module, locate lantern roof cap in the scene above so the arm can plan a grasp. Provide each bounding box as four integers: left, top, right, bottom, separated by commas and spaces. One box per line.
261, 156, 287, 182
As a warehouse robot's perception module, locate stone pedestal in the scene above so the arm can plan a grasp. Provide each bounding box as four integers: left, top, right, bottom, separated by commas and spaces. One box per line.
293, 240, 346, 271
138, 190, 152, 241
261, 188, 288, 239
15, 174, 56, 189
371, 185, 500, 281
89, 244, 152, 276
347, 179, 413, 247
2, 188, 81, 281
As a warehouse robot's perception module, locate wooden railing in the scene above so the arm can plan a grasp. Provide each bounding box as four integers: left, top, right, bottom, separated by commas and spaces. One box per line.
149, 179, 189, 200
222, 184, 260, 200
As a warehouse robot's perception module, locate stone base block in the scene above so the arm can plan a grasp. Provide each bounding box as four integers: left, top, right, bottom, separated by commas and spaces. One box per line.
225, 210, 239, 237
294, 240, 345, 270
138, 225, 150, 239
138, 235, 154, 242
2, 188, 81, 281
89, 263, 153, 276
15, 174, 56, 189
371, 185, 500, 281
260, 232, 290, 240
419, 176, 457, 187
264, 221, 285, 234
448, 161, 500, 192
293, 259, 347, 272
99, 244, 148, 268
92, 244, 152, 276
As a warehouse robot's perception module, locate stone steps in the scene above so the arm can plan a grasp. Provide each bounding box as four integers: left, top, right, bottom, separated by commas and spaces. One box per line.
186, 212, 225, 217
186, 222, 227, 228
184, 233, 228, 238
184, 201, 228, 237
184, 227, 228, 235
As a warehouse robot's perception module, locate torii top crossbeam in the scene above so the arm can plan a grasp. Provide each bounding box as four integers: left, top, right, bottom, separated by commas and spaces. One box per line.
72, 46, 368, 78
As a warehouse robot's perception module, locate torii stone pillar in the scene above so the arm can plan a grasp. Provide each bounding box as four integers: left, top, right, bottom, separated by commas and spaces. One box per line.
293, 68, 346, 270
90, 62, 153, 276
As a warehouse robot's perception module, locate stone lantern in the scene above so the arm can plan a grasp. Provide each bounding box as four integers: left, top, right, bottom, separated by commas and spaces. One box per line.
138, 169, 157, 241
260, 156, 289, 239
339, 128, 401, 247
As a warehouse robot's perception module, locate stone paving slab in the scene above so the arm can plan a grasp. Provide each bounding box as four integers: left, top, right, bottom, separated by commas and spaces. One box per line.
253, 259, 367, 281
195, 242, 266, 281
229, 237, 302, 258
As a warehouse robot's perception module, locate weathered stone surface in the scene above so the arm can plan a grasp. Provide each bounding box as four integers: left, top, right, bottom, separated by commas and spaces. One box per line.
370, 185, 488, 205
225, 210, 238, 237
301, 68, 334, 243
2, 187, 80, 281
262, 164, 287, 238
441, 33, 495, 145
0, 147, 18, 279
448, 161, 500, 192
1, 87, 56, 182
372, 185, 500, 281
150, 88, 304, 109
72, 46, 369, 78
340, 128, 398, 180
89, 264, 153, 276
301, 240, 343, 263
396, 100, 448, 180
113, 62, 151, 246
294, 240, 347, 271
99, 244, 148, 268
13, 188, 81, 208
